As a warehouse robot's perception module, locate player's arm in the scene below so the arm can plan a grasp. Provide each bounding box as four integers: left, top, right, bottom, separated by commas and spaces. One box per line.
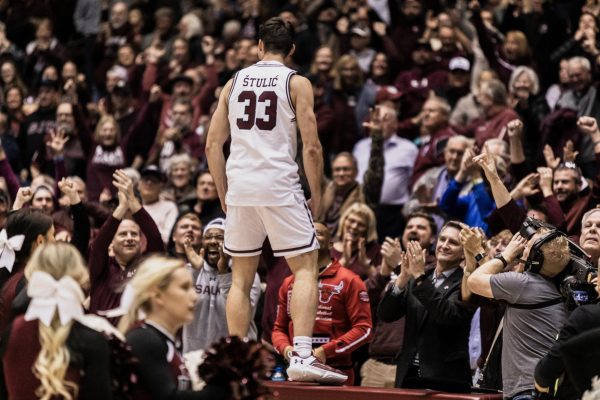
206, 79, 233, 212
290, 74, 323, 216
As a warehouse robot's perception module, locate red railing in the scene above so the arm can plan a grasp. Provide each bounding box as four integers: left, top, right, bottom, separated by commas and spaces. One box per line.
266, 382, 504, 400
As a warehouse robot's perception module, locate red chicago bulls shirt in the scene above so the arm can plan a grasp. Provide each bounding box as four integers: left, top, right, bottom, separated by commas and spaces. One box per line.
272, 259, 373, 369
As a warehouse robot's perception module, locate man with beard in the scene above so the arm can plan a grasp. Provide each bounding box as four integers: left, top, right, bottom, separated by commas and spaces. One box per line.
378, 220, 475, 389
181, 218, 261, 352
362, 211, 437, 388
88, 169, 164, 324
544, 116, 600, 238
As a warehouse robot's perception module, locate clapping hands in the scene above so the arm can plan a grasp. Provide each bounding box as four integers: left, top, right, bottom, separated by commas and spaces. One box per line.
112, 169, 142, 214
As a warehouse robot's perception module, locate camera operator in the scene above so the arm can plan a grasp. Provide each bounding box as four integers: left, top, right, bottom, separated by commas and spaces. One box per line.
534, 216, 600, 399
467, 228, 570, 400
534, 279, 600, 399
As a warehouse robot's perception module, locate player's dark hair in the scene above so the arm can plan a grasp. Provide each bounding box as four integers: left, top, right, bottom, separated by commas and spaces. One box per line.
258, 17, 295, 56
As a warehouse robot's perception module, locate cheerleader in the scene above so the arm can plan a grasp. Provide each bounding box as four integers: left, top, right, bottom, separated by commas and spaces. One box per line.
117, 255, 230, 399
0, 242, 112, 399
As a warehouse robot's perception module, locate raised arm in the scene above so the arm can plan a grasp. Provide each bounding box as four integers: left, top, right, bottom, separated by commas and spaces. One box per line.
507, 119, 526, 165
291, 74, 324, 217
577, 116, 600, 199
88, 179, 128, 282
206, 80, 233, 213
121, 86, 163, 167
468, 233, 526, 298
58, 178, 90, 257
473, 148, 512, 209
114, 169, 164, 254
362, 107, 385, 208
0, 146, 20, 202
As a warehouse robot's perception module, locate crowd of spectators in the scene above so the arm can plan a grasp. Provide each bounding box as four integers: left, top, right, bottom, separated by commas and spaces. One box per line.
1, 0, 600, 398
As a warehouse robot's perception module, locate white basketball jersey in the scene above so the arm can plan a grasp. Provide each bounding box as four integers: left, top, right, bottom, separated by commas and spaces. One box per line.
226, 61, 302, 206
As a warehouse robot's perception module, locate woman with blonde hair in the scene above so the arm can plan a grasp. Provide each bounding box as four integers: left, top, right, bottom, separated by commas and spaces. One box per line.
0, 242, 112, 399
331, 203, 381, 280
118, 255, 230, 399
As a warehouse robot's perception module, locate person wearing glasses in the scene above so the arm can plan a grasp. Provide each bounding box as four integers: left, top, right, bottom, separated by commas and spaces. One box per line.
542, 116, 600, 237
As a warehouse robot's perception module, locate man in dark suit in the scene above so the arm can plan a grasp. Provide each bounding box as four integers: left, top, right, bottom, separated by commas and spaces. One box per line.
378, 220, 475, 389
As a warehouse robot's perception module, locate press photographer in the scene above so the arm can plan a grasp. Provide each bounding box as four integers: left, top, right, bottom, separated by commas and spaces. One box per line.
534, 276, 600, 399
534, 211, 600, 400
467, 224, 571, 399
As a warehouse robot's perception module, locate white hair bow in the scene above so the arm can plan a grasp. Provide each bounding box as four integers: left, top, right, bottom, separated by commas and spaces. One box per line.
24, 271, 85, 326
100, 283, 136, 319
0, 229, 25, 273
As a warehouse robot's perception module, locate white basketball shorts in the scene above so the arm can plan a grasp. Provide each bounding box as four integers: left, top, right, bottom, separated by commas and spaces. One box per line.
223, 194, 319, 258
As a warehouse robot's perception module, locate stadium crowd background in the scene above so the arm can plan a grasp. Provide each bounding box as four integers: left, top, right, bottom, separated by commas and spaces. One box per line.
1, 0, 600, 398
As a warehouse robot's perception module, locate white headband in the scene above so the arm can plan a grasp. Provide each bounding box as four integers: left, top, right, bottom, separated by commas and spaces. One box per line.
203, 218, 225, 235
0, 229, 24, 273
24, 271, 85, 326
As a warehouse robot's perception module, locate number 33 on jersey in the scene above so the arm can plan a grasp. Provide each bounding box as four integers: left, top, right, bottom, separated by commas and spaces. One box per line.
225, 60, 303, 206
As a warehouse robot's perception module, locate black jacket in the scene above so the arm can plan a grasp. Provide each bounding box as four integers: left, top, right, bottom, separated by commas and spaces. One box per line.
378, 267, 475, 388
535, 302, 600, 399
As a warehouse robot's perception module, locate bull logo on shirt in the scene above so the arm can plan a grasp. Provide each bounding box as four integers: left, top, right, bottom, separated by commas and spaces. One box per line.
318, 280, 344, 304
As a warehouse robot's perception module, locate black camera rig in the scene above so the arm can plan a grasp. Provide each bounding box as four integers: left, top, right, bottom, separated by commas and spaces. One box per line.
518, 217, 598, 309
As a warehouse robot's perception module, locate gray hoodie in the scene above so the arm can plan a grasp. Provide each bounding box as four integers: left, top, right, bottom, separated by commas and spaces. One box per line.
182, 262, 261, 352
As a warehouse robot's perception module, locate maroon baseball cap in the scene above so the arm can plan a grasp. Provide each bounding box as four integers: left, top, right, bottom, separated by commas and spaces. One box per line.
376, 86, 403, 104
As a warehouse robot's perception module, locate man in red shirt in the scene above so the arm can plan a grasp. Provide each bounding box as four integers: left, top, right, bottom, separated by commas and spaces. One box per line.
272, 222, 373, 385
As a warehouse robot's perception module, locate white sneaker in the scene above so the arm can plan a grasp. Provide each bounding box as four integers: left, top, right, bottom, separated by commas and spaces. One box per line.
286, 352, 348, 385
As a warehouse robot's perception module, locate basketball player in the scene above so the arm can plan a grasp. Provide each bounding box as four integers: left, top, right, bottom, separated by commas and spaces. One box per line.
206, 17, 347, 383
